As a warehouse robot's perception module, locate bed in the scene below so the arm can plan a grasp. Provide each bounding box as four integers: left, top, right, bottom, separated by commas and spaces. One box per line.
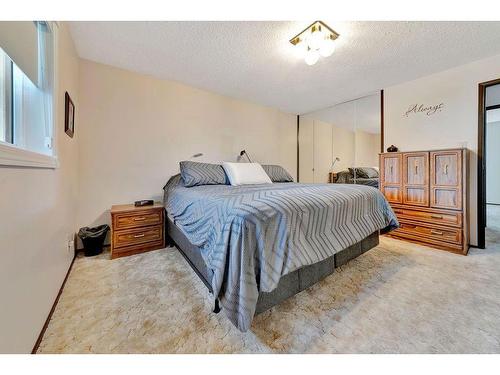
163, 172, 397, 332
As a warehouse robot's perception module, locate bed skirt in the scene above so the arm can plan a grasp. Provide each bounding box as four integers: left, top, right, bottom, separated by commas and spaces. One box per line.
166, 216, 379, 315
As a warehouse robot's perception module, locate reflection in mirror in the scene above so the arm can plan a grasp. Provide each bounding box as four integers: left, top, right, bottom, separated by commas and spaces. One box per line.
298, 92, 381, 187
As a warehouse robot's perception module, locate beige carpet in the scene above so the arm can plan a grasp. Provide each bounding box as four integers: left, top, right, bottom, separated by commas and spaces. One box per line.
38, 210, 500, 353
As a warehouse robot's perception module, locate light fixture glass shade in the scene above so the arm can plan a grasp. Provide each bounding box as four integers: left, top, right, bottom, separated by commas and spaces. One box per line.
307, 29, 325, 50
304, 49, 319, 66
319, 37, 336, 57
289, 21, 339, 66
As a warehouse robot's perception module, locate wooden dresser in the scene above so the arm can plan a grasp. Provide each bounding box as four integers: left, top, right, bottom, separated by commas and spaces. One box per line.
379, 148, 469, 254
110, 203, 165, 259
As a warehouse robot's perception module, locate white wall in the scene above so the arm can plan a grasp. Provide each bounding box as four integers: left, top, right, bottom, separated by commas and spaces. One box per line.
0, 23, 79, 353
487, 121, 500, 205
77, 60, 297, 231
384, 53, 500, 246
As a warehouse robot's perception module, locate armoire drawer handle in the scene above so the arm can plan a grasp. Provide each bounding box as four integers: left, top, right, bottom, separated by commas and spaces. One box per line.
430, 214, 443, 219
444, 164, 448, 175
134, 217, 146, 221
133, 234, 145, 238
431, 230, 444, 236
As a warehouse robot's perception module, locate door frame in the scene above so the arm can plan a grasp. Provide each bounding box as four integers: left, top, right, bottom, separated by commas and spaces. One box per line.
477, 78, 500, 249
380, 89, 385, 153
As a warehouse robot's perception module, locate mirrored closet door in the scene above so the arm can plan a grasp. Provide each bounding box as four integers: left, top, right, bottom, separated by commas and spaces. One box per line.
298, 92, 382, 186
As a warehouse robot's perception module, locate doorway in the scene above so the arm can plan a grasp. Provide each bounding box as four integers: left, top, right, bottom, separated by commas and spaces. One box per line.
478, 79, 500, 248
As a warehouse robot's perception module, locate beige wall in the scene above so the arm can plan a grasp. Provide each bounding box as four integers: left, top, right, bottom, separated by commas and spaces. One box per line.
77, 60, 297, 231
333, 125, 355, 173
384, 52, 500, 246
0, 23, 79, 353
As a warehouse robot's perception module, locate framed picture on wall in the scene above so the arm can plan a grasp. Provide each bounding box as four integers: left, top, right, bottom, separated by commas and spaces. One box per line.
65, 92, 75, 138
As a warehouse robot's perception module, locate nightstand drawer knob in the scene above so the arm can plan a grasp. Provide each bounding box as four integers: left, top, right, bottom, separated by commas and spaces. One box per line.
133, 233, 145, 238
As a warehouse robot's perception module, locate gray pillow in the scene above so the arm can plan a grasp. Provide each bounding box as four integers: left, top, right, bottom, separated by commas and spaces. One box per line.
349, 167, 379, 179
360, 167, 379, 178
262, 165, 294, 182
179, 161, 227, 187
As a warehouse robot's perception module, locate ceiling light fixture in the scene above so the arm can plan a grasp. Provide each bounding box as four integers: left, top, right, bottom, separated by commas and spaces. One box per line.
290, 21, 339, 66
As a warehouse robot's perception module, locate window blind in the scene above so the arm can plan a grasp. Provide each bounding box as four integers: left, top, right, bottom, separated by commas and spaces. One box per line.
0, 21, 39, 86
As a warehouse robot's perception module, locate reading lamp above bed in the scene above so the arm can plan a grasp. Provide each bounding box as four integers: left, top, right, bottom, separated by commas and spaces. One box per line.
239, 150, 252, 162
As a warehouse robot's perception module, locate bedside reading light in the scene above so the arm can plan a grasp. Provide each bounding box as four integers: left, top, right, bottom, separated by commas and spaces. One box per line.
239, 150, 252, 163
330, 157, 340, 171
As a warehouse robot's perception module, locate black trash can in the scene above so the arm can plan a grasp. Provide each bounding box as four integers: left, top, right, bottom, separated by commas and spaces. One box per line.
78, 225, 110, 257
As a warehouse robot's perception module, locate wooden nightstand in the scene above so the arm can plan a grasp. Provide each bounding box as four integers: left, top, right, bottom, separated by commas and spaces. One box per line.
110, 202, 165, 259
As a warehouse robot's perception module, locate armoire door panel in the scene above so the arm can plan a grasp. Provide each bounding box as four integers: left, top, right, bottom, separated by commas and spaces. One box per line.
383, 186, 402, 204
381, 154, 402, 184
433, 152, 459, 186
380, 153, 402, 204
430, 150, 462, 210
432, 188, 461, 210
405, 154, 427, 185
404, 187, 427, 206
403, 152, 429, 207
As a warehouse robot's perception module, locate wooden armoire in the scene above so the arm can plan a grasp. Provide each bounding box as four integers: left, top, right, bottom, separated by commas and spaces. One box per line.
379, 148, 469, 254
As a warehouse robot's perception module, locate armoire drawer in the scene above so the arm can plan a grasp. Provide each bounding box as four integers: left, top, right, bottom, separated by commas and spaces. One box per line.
392, 207, 462, 228
395, 220, 462, 245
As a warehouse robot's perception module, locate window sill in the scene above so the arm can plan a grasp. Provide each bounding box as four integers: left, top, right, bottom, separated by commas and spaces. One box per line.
0, 141, 58, 169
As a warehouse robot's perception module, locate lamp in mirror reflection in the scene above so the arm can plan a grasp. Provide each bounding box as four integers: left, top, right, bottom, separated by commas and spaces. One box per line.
330, 157, 340, 171
290, 21, 339, 66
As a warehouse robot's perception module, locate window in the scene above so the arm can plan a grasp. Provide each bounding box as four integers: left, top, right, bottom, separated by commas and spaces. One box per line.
0, 51, 12, 143
0, 21, 56, 168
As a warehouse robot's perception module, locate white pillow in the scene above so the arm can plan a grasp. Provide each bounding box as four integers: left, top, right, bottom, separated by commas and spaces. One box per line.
222, 162, 273, 186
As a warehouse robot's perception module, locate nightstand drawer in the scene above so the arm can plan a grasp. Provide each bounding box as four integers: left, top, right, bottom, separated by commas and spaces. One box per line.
113, 225, 163, 249
113, 210, 162, 230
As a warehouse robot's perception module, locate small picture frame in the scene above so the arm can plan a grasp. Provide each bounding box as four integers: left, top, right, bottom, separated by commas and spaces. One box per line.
65, 92, 75, 138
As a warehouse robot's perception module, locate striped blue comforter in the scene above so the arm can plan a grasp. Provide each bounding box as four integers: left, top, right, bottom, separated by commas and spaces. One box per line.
164, 175, 398, 331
